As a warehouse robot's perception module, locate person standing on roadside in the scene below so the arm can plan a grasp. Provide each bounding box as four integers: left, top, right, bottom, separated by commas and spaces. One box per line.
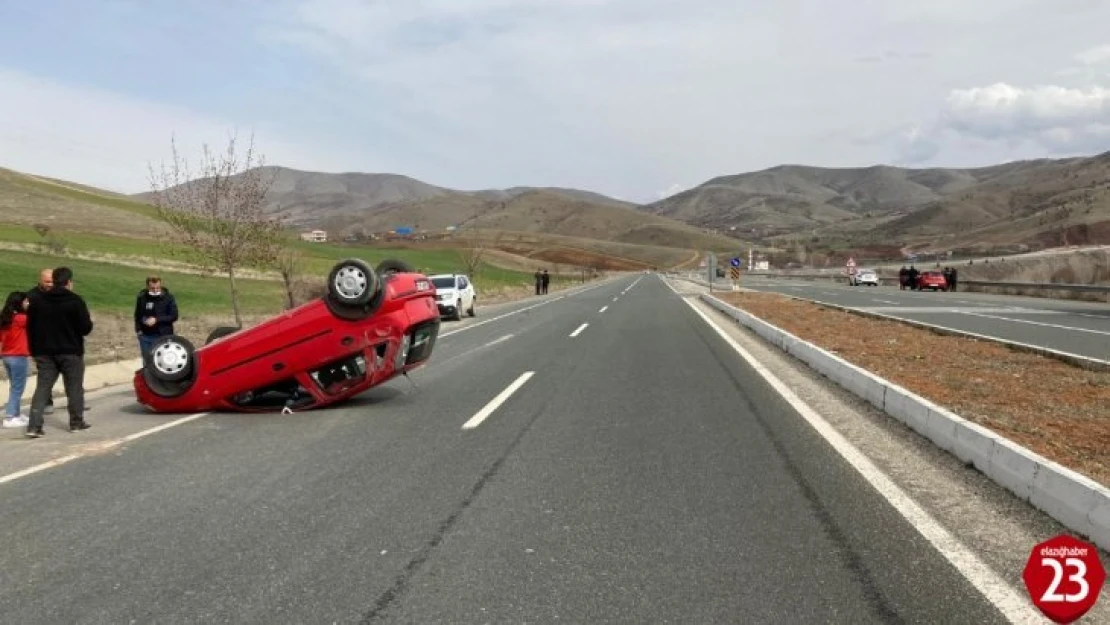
25, 267, 93, 438
949, 267, 958, 292
541, 269, 550, 295
27, 268, 57, 415
534, 270, 542, 295
1, 291, 31, 429
134, 276, 178, 359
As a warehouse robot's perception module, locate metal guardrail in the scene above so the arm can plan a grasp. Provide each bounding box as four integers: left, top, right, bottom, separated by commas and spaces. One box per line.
742, 272, 1110, 294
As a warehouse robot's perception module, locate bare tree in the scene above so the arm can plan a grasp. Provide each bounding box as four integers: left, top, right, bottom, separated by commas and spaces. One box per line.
458, 202, 505, 276
275, 241, 306, 310
146, 132, 285, 327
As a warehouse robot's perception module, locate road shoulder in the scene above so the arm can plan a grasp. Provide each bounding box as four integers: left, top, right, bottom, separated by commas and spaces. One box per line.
670, 277, 1110, 623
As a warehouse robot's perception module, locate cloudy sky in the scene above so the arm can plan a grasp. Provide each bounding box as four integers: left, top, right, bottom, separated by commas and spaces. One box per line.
2, 0, 1110, 203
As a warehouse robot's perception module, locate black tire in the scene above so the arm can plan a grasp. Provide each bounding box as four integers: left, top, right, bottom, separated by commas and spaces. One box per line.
376, 258, 416, 276
467, 298, 475, 317
327, 258, 379, 306
453, 299, 463, 321
205, 326, 240, 345
141, 368, 194, 399
146, 335, 196, 383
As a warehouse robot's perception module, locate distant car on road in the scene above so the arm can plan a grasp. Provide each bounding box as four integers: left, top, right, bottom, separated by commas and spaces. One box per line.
429, 273, 476, 320
133, 258, 441, 414
916, 270, 949, 291
855, 269, 879, 286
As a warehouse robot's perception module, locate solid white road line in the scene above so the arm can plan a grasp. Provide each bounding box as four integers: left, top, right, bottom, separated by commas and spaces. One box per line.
960, 310, 1110, 336
569, 323, 589, 337
440, 297, 566, 338
440, 278, 616, 339
0, 412, 212, 487
599, 306, 608, 313
462, 372, 535, 430
681, 298, 1042, 623
874, 299, 898, 305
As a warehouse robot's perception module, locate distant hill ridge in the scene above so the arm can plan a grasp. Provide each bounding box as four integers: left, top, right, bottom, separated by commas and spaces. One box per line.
637, 152, 1110, 250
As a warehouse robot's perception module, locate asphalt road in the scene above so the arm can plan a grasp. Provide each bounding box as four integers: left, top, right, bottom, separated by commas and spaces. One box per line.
705, 274, 1110, 363
0, 274, 1050, 623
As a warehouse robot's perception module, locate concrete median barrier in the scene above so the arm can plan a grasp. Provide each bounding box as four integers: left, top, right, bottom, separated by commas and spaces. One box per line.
698, 289, 1110, 552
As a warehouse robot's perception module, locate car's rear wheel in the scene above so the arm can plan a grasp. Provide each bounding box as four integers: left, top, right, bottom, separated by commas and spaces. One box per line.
147, 335, 196, 383
328, 258, 379, 307
376, 258, 415, 276
205, 326, 240, 345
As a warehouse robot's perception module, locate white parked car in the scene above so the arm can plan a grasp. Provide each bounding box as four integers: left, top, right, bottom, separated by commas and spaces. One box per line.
855, 269, 879, 286
429, 273, 476, 320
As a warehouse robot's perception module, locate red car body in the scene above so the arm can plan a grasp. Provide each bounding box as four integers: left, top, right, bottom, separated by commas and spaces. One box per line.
133, 258, 442, 413
916, 271, 949, 291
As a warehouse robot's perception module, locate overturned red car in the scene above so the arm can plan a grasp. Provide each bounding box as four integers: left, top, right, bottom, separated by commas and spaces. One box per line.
134, 258, 441, 413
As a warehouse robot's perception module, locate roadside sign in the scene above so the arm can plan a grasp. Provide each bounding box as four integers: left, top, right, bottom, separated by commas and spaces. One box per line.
1022, 534, 1105, 623
730, 257, 741, 268
730, 266, 740, 280
707, 253, 717, 291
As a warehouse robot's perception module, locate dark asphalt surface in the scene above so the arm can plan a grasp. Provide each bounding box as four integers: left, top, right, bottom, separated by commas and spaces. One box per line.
0, 275, 1014, 623
705, 274, 1110, 362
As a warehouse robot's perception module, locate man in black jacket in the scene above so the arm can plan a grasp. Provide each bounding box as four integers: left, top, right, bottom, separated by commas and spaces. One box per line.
25, 267, 93, 437
134, 276, 178, 359
28, 267, 57, 414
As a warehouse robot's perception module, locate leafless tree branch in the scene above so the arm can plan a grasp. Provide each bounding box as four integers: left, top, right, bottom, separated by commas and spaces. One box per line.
146, 131, 285, 326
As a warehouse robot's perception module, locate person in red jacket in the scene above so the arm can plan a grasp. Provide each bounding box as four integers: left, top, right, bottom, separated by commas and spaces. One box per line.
1, 291, 31, 428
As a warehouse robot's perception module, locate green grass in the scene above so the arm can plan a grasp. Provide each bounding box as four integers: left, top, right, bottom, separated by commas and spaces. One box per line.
0, 223, 561, 291
0, 249, 284, 315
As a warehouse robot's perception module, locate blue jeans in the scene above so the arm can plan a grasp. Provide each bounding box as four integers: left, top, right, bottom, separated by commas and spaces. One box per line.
3, 356, 30, 417
138, 334, 159, 360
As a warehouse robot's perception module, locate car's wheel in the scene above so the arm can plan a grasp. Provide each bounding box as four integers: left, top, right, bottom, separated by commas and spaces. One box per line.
205, 326, 240, 345
454, 299, 463, 321
467, 297, 475, 317
376, 258, 415, 276
141, 368, 194, 399
147, 335, 196, 383
328, 258, 379, 306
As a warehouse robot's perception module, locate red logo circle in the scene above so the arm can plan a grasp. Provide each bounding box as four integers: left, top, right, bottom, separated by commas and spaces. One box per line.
1022, 534, 1106, 623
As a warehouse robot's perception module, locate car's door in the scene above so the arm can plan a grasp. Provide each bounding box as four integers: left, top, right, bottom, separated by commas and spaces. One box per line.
457, 276, 473, 308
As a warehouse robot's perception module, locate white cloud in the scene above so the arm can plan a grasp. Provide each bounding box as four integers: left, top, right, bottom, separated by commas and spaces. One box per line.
7, 0, 1110, 197
896, 81, 1110, 164
1075, 44, 1110, 66
656, 183, 686, 200
0, 67, 356, 193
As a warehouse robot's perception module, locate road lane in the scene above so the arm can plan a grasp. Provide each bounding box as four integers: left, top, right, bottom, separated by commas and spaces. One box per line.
0, 276, 632, 624
718, 275, 1110, 363
378, 277, 1014, 624
0, 273, 1056, 623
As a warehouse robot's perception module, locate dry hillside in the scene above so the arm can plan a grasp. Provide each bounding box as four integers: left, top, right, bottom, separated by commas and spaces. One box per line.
327, 189, 746, 253
643, 153, 1110, 252
132, 165, 638, 228
0, 167, 168, 239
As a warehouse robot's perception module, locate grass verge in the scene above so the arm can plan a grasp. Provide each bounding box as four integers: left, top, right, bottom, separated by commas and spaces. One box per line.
716, 290, 1110, 487
0, 248, 595, 374
0, 224, 566, 292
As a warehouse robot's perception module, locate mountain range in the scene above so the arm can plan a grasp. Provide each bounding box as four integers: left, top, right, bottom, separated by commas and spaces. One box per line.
128, 148, 1110, 255
639, 151, 1110, 252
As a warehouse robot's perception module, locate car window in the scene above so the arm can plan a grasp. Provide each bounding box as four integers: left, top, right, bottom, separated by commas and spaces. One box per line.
458, 277, 469, 289
431, 277, 454, 289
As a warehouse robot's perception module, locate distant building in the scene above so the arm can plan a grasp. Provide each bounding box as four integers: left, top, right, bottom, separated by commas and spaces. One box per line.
300, 229, 327, 243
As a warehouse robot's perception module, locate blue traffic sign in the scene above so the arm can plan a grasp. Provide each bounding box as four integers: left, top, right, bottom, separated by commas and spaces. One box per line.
730, 257, 741, 267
